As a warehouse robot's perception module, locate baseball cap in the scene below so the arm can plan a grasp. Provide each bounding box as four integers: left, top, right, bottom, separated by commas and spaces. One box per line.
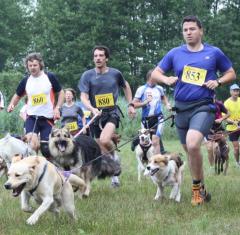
230, 84, 240, 90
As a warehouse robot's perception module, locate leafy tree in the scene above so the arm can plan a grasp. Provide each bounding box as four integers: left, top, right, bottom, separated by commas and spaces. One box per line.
0, 0, 32, 71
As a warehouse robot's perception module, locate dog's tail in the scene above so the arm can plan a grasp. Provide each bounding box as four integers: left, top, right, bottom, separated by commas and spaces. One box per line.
169, 153, 184, 168
98, 154, 121, 179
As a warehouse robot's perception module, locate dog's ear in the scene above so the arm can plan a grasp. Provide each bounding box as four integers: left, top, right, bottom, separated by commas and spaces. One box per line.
12, 154, 23, 163
50, 127, 59, 137
29, 157, 40, 173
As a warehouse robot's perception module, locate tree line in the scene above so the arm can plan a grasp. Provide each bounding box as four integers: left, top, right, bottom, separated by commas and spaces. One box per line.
1, 0, 240, 101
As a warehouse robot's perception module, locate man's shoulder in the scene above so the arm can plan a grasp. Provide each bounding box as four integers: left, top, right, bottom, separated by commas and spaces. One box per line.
109, 67, 122, 75
203, 43, 222, 53
82, 68, 95, 75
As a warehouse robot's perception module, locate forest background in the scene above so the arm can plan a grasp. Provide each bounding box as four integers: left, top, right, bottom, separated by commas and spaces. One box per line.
0, 0, 240, 135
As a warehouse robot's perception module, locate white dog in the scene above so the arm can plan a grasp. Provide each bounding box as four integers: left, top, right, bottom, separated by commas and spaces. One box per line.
144, 153, 185, 202
4, 155, 86, 225
0, 133, 35, 169
135, 128, 154, 181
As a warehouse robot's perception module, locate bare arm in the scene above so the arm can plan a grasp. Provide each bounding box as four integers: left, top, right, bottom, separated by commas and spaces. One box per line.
161, 95, 172, 111
123, 81, 136, 118
7, 94, 22, 112
152, 67, 178, 86
53, 89, 65, 120
204, 67, 236, 90
132, 97, 151, 109
80, 92, 101, 116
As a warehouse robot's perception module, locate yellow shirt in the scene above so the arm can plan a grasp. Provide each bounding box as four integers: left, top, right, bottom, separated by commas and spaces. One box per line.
224, 97, 240, 131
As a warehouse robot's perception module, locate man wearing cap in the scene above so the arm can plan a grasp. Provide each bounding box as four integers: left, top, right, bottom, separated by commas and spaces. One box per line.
224, 84, 240, 167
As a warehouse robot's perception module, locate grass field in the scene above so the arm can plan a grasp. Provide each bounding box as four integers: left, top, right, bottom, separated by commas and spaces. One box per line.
0, 140, 240, 235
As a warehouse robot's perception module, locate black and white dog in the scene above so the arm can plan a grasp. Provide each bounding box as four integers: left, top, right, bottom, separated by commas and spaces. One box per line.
135, 128, 154, 181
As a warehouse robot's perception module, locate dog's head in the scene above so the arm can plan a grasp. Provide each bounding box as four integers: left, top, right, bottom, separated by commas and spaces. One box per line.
49, 126, 74, 155
4, 156, 41, 197
138, 128, 151, 146
144, 154, 169, 176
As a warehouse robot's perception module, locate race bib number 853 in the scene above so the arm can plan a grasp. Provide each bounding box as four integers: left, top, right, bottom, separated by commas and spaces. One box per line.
182, 66, 207, 86
95, 93, 114, 108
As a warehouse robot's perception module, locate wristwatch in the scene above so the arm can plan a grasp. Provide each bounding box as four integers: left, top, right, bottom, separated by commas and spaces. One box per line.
217, 79, 222, 87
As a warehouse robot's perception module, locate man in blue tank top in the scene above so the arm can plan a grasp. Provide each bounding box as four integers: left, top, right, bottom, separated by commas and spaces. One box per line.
152, 16, 236, 206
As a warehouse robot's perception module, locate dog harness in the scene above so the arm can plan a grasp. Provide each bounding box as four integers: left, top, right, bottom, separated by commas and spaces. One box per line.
29, 162, 48, 195
140, 144, 152, 163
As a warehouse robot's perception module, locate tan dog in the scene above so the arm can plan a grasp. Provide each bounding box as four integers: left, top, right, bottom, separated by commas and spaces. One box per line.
4, 155, 86, 225
144, 153, 185, 202
135, 128, 154, 181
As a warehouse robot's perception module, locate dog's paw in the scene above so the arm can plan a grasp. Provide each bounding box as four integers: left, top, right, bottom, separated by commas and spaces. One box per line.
154, 196, 161, 200
26, 215, 39, 225
22, 206, 34, 213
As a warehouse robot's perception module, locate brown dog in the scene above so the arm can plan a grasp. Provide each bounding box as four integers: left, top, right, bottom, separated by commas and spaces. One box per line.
213, 136, 229, 175
144, 153, 185, 202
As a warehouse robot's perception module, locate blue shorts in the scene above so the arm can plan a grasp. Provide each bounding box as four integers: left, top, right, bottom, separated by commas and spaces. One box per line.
175, 105, 215, 144
25, 116, 54, 141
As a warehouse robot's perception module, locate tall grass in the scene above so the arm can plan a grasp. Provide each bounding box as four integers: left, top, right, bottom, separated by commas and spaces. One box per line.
0, 140, 240, 235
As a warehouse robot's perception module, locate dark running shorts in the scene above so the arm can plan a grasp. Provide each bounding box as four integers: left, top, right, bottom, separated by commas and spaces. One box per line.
25, 116, 54, 141
175, 106, 215, 144
92, 115, 119, 139
229, 129, 240, 141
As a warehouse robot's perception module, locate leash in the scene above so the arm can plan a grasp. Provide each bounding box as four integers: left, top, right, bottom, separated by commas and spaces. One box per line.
68, 113, 175, 173
208, 127, 240, 141
73, 113, 100, 139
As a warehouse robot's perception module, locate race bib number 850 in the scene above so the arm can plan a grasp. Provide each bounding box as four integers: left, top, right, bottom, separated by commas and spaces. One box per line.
31, 93, 47, 106
95, 93, 114, 108
182, 66, 207, 86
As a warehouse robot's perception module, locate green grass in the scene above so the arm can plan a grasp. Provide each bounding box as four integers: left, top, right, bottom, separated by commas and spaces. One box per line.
1, 140, 240, 235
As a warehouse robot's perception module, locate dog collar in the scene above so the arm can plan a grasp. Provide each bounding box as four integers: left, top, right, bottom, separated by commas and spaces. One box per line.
163, 168, 171, 182
29, 162, 48, 195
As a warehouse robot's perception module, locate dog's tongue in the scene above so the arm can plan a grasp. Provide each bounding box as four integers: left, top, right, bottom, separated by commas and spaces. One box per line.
58, 143, 66, 152
12, 190, 19, 197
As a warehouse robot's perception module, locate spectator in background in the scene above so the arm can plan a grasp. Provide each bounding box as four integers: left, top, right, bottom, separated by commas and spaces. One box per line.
60, 88, 86, 135
224, 84, 240, 167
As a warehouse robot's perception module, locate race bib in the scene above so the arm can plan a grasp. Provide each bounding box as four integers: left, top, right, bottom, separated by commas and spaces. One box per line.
31, 93, 47, 106
95, 93, 114, 108
83, 110, 91, 118
66, 122, 78, 131
182, 66, 207, 86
